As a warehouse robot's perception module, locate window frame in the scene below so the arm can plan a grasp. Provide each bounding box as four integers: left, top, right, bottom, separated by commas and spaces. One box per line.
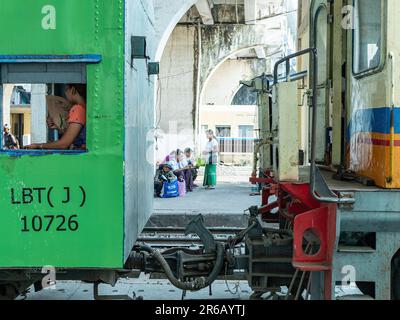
215, 125, 232, 138
231, 84, 258, 106
238, 125, 255, 138
0, 54, 101, 156
352, 0, 387, 78
201, 125, 209, 133
313, 4, 329, 87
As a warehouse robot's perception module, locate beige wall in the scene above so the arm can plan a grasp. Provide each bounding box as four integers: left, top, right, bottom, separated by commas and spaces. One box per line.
11, 106, 31, 135
200, 104, 257, 165
200, 105, 258, 138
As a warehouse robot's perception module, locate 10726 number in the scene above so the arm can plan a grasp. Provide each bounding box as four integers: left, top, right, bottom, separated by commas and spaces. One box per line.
21, 215, 79, 232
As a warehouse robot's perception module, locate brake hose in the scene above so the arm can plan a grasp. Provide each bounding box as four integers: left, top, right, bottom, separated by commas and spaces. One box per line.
225, 221, 258, 249
139, 243, 225, 291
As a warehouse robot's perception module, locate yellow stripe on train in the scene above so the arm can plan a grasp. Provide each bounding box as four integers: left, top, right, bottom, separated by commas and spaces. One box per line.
349, 132, 400, 188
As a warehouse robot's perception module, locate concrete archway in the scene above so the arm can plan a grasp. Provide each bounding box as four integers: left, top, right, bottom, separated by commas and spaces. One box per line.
193, 23, 283, 148
154, 0, 199, 61
197, 46, 273, 152
153, 1, 287, 160
152, 0, 200, 162
199, 24, 282, 87
200, 45, 271, 109
196, 41, 282, 148
200, 45, 270, 97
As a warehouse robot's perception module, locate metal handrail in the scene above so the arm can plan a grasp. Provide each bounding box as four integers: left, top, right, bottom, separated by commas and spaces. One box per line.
273, 48, 355, 204
273, 48, 316, 84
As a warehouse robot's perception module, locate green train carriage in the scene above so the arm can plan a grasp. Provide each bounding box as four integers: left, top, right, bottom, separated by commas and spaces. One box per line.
0, 0, 155, 272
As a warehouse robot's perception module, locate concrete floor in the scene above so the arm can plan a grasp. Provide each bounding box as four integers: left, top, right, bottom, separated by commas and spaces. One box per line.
154, 182, 260, 215
18, 277, 363, 300
151, 170, 261, 228
18, 277, 253, 300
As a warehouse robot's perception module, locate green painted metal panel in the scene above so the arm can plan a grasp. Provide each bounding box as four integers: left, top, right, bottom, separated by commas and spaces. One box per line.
0, 0, 125, 268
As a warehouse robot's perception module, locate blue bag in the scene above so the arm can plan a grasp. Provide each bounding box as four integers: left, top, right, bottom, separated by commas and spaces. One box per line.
161, 180, 179, 198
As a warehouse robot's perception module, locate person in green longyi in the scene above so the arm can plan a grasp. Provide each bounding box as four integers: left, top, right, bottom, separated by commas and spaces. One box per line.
202, 129, 219, 190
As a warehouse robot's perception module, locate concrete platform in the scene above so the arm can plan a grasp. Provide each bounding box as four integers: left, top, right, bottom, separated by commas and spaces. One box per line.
151, 180, 261, 228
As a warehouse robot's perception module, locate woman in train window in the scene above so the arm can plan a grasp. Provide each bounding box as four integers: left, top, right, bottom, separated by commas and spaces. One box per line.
26, 84, 87, 150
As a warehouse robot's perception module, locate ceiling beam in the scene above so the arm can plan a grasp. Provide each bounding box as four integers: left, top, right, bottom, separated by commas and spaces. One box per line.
244, 0, 257, 25
195, 0, 214, 25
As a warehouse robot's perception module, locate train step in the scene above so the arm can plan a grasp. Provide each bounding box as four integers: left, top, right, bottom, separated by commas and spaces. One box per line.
337, 246, 375, 253
336, 294, 374, 300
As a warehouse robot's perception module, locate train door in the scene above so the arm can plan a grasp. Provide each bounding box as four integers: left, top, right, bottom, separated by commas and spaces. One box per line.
347, 0, 388, 187
310, 0, 332, 164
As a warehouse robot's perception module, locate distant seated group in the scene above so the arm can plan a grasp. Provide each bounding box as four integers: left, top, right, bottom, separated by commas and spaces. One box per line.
154, 148, 200, 198
3, 124, 19, 150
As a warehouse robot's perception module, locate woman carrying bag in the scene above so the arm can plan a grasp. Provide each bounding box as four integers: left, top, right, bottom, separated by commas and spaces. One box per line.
203, 130, 219, 190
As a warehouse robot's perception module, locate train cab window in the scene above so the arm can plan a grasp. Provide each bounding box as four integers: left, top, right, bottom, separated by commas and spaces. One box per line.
0, 63, 88, 153
353, 0, 383, 74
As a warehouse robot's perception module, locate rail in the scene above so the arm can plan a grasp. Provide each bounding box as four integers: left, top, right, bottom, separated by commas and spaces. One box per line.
138, 226, 244, 249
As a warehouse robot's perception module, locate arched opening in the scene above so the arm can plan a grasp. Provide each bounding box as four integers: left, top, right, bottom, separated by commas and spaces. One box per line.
231, 85, 258, 106
154, 0, 199, 62
198, 47, 272, 169
154, 13, 286, 164
150, 1, 292, 223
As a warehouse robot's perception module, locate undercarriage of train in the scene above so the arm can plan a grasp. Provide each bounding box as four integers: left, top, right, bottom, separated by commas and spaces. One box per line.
129, 208, 309, 301
0, 204, 317, 301
0, 201, 391, 301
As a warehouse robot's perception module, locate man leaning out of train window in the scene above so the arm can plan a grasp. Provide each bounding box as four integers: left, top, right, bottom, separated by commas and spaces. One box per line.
25, 84, 87, 151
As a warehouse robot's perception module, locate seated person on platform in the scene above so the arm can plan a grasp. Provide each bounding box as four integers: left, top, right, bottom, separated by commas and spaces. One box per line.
162, 150, 177, 165
154, 163, 177, 197
174, 149, 194, 192
185, 147, 199, 185
25, 84, 86, 150
3, 124, 20, 150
